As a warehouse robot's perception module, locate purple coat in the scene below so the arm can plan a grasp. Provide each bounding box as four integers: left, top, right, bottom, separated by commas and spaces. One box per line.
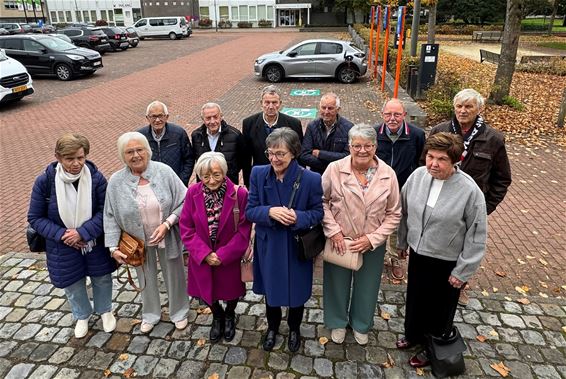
179, 178, 252, 305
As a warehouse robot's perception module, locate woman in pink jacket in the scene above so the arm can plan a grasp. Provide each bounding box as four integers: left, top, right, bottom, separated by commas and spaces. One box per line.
179, 152, 252, 343
322, 124, 401, 345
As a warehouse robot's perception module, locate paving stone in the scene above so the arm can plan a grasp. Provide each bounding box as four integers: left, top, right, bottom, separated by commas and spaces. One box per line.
48, 347, 75, 364
540, 304, 566, 317
3, 258, 23, 266
44, 299, 66, 311
461, 310, 481, 324
502, 301, 522, 314
187, 344, 210, 360
147, 339, 171, 356
42, 311, 64, 325
556, 366, 566, 378
69, 348, 96, 366
208, 344, 227, 361
307, 309, 324, 323
268, 352, 290, 370
377, 331, 397, 346
152, 358, 179, 378
18, 258, 37, 267
383, 290, 405, 304
4, 280, 24, 291
241, 330, 262, 347
28, 364, 58, 379
478, 311, 501, 326
500, 361, 534, 379
19, 282, 40, 294
524, 303, 544, 315
247, 348, 267, 368
204, 362, 228, 379
85, 332, 111, 348
116, 291, 138, 302
275, 373, 295, 379
0, 306, 11, 320
544, 331, 566, 347
11, 342, 39, 359
109, 353, 137, 374
517, 344, 544, 362
346, 343, 366, 361
463, 358, 484, 376
0, 292, 20, 306
150, 323, 175, 338
192, 326, 210, 340
304, 339, 325, 357
33, 283, 53, 296
5, 308, 27, 322
313, 357, 333, 377
521, 330, 546, 345
300, 324, 316, 339
57, 313, 74, 327
521, 315, 543, 329
532, 364, 561, 379
114, 318, 134, 333
225, 330, 245, 346
225, 346, 247, 365
373, 316, 389, 331
133, 355, 160, 376
117, 303, 140, 318
358, 363, 383, 378
494, 343, 520, 360
335, 361, 358, 379
227, 366, 252, 379
541, 347, 566, 365
290, 354, 313, 375
52, 328, 73, 344
23, 309, 48, 323
467, 340, 497, 358
248, 304, 265, 316
365, 345, 387, 364
128, 336, 151, 354
0, 358, 10, 377
500, 313, 526, 328
177, 359, 205, 378
324, 342, 345, 360
16, 269, 36, 279
5, 363, 35, 379
87, 351, 115, 370
53, 368, 81, 379
476, 325, 500, 341
167, 340, 192, 360
498, 327, 523, 343
238, 315, 257, 330
0, 341, 18, 357
105, 333, 131, 352
539, 316, 563, 331
29, 343, 59, 362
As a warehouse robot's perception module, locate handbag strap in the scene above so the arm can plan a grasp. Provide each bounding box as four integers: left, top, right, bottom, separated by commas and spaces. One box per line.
232, 184, 240, 233
117, 264, 146, 292
287, 169, 304, 209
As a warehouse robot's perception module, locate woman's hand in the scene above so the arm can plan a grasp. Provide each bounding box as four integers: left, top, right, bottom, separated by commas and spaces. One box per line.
112, 249, 128, 265
148, 224, 168, 245
330, 232, 346, 255
268, 207, 296, 226
448, 275, 465, 289
350, 235, 372, 254
62, 229, 82, 246
397, 248, 409, 259
205, 252, 222, 266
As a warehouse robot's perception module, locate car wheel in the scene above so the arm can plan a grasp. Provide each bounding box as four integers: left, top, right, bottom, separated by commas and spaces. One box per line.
55, 64, 73, 81
264, 65, 283, 83
169, 32, 177, 40
337, 65, 358, 84
130, 42, 138, 48
120, 46, 128, 51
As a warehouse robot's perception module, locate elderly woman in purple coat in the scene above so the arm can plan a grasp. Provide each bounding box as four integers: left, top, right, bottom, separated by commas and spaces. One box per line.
179, 152, 252, 343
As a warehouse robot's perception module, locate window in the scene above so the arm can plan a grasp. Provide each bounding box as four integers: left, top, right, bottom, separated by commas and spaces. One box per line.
292, 42, 316, 56
219, 6, 228, 20
164, 2, 168, 5
239, 6, 248, 21
50, 11, 58, 23
101, 10, 107, 20
83, 11, 90, 22
4, 1, 18, 9
66, 11, 72, 22
199, 7, 209, 18
156, 2, 160, 5
23, 40, 44, 52
267, 6, 274, 19
173, 2, 177, 5
136, 19, 147, 27
58, 11, 64, 22
231, 6, 238, 20
149, 19, 163, 26
258, 5, 266, 20
75, 11, 82, 22
91, 11, 97, 22
249, 6, 257, 20
108, 11, 114, 21
163, 18, 177, 26
0, 39, 21, 50
319, 43, 343, 54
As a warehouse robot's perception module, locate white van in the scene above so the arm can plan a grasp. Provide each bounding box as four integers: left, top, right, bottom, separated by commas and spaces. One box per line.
133, 17, 190, 40
0, 48, 34, 105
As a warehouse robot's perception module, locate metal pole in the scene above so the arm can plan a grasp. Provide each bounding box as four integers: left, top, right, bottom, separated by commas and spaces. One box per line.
410, 0, 421, 56
214, 0, 218, 32
558, 87, 566, 128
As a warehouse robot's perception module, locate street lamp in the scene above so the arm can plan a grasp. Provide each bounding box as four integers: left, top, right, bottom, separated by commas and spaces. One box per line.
213, 0, 218, 32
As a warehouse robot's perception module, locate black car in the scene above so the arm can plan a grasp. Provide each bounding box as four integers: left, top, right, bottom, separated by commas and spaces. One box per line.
58, 27, 111, 53
99, 27, 129, 51
0, 35, 103, 81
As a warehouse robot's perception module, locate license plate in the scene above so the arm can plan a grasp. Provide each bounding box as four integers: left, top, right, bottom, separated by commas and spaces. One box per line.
12, 85, 27, 93
101, 39, 107, 43
93, 61, 101, 66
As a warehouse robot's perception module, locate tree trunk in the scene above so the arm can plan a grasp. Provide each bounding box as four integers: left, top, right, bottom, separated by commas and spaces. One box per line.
547, 0, 559, 35
489, 0, 523, 105
427, 2, 437, 44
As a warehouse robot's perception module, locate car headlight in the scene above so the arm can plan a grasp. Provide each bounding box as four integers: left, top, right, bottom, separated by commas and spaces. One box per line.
255, 59, 265, 65
66, 54, 84, 61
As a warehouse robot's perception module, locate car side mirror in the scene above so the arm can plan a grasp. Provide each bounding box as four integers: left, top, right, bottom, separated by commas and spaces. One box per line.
287, 51, 298, 58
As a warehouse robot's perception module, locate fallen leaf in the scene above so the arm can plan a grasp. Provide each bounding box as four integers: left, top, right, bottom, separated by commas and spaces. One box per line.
495, 271, 507, 277
381, 311, 391, 320
517, 259, 526, 265
103, 369, 112, 378
489, 330, 499, 337
515, 286, 527, 295
526, 255, 536, 259
124, 367, 136, 379
208, 373, 220, 379
539, 292, 548, 298
504, 296, 512, 301
131, 319, 142, 326
476, 335, 487, 342
416, 367, 425, 375
380, 353, 396, 368
521, 285, 530, 292
492, 287, 498, 293
562, 326, 566, 333
481, 290, 489, 297
539, 281, 548, 288
517, 298, 531, 305
539, 258, 548, 266
197, 338, 206, 347
197, 307, 212, 315
562, 285, 566, 291
118, 353, 128, 361
319, 336, 329, 345
490, 361, 511, 377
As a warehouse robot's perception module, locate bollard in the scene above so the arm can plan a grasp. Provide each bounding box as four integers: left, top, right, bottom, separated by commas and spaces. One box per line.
558, 87, 566, 128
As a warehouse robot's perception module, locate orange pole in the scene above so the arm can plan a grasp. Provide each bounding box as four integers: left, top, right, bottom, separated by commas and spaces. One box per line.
373, 6, 382, 79
368, 6, 375, 73
393, 6, 407, 98
381, 7, 391, 91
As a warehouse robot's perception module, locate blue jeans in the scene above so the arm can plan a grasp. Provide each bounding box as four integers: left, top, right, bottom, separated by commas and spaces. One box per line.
63, 274, 113, 320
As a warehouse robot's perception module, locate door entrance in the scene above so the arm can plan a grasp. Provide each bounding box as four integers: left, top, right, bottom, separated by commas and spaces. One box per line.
278, 9, 300, 26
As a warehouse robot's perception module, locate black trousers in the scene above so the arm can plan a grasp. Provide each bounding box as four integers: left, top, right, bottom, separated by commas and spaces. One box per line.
404, 250, 462, 345
266, 303, 304, 333
206, 299, 239, 320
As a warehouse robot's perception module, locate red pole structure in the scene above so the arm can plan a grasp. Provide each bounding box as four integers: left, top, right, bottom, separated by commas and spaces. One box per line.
381, 7, 391, 91
393, 6, 407, 98
373, 6, 382, 79
368, 6, 375, 74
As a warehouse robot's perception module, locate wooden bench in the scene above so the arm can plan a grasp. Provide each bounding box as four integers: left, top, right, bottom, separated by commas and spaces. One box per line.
472, 31, 502, 42
480, 49, 500, 64
519, 55, 566, 64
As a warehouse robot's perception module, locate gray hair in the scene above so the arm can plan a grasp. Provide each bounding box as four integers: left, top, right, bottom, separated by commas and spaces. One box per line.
201, 102, 222, 116
116, 132, 152, 165
382, 98, 406, 112
321, 92, 341, 108
348, 124, 377, 145
194, 152, 228, 179
453, 88, 484, 109
265, 127, 302, 158
261, 85, 281, 101
146, 100, 169, 116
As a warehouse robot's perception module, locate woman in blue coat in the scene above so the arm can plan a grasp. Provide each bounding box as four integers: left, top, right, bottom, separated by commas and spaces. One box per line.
246, 127, 323, 353
28, 134, 116, 339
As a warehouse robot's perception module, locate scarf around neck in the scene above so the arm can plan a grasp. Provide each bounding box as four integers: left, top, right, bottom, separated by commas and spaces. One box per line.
450, 115, 486, 161
203, 180, 227, 244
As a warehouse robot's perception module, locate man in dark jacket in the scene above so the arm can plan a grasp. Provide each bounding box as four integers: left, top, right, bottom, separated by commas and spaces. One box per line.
429, 88, 512, 305
376, 99, 425, 281
138, 101, 194, 185
191, 102, 247, 184
242, 85, 303, 187
299, 92, 353, 175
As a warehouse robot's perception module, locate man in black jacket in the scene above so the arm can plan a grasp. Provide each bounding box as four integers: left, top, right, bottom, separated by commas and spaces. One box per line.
299, 92, 353, 175
191, 102, 247, 184
242, 85, 303, 186
138, 101, 194, 185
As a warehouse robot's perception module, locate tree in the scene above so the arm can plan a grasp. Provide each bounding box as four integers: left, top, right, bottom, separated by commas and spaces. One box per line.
489, 0, 524, 104
437, 0, 506, 24
423, 0, 438, 43
548, 0, 559, 34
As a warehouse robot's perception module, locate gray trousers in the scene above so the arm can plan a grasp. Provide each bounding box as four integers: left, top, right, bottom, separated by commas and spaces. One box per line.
135, 246, 189, 325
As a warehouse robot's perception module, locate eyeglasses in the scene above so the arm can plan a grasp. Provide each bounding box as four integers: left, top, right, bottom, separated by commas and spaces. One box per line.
264, 150, 289, 159
350, 144, 375, 152
125, 148, 146, 157
201, 173, 224, 182
147, 113, 167, 121
383, 112, 404, 119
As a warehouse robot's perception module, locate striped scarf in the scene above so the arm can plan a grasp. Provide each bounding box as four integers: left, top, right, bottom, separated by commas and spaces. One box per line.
203, 181, 227, 244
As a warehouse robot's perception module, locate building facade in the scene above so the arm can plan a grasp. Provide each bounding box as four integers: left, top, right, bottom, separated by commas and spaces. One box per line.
140, 0, 196, 20
45, 0, 142, 26
0, 0, 47, 23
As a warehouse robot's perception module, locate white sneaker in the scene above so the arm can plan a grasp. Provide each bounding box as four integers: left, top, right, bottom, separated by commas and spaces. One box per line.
75, 318, 89, 338
353, 330, 368, 345
331, 328, 346, 344
174, 318, 188, 330
101, 312, 116, 333
140, 321, 154, 333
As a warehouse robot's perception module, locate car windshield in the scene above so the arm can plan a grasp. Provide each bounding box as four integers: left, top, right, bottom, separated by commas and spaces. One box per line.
39, 37, 76, 51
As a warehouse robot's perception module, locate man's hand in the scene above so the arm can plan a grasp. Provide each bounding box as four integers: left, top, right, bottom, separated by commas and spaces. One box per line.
312, 149, 320, 158
112, 249, 128, 265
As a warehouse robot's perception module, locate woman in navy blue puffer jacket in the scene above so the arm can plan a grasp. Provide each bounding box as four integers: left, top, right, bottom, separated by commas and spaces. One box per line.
27, 134, 116, 338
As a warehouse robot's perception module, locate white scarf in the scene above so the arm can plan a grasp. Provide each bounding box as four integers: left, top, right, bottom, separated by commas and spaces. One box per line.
55, 163, 94, 254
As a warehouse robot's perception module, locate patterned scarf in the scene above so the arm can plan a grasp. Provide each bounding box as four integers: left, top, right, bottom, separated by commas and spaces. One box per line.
203, 181, 227, 244
450, 115, 486, 161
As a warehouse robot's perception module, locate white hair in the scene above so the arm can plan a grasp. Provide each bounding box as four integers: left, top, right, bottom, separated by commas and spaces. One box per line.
201, 102, 222, 116
146, 100, 169, 116
194, 152, 228, 179
453, 88, 485, 109
348, 123, 377, 145
321, 92, 341, 108
116, 132, 152, 165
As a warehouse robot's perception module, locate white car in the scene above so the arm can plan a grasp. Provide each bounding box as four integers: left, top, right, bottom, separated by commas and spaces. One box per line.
0, 48, 34, 104
133, 17, 189, 40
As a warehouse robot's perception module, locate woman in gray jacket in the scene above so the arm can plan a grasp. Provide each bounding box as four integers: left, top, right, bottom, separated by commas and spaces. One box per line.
395, 132, 487, 368
104, 132, 189, 334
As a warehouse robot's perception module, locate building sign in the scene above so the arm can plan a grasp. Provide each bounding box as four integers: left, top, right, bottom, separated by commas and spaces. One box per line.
290, 89, 320, 96
281, 108, 317, 119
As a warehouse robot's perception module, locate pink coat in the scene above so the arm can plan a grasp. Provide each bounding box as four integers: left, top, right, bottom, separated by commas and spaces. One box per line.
179, 179, 252, 305
321, 156, 401, 249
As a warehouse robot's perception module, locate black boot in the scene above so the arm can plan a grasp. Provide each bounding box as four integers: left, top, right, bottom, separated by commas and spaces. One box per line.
209, 317, 224, 343
224, 299, 238, 342
262, 329, 277, 351
288, 330, 301, 352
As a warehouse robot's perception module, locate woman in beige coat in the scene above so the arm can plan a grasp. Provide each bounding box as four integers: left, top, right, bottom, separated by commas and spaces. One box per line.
321, 124, 401, 345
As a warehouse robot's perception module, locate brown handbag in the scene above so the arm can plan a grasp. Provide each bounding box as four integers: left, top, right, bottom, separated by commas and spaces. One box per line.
233, 185, 254, 283
116, 231, 146, 292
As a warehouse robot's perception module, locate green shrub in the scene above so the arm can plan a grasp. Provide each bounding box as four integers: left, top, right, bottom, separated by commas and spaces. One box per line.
199, 18, 212, 27
258, 19, 272, 27
387, 49, 419, 86
516, 58, 566, 76
218, 19, 232, 28
237, 21, 252, 28
426, 71, 462, 118
502, 95, 525, 111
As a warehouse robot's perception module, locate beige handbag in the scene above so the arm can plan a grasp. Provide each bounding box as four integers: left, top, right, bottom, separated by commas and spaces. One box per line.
232, 185, 254, 283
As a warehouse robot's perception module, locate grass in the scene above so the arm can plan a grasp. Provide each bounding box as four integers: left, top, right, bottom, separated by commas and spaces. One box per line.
521, 17, 566, 32
536, 41, 566, 50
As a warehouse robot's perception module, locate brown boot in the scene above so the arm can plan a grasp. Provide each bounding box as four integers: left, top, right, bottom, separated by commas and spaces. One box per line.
458, 287, 469, 306
390, 258, 405, 280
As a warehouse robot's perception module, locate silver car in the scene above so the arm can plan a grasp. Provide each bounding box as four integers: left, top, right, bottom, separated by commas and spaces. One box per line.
254, 39, 367, 84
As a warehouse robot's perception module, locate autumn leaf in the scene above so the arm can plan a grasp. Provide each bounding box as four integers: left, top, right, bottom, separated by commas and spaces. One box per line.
492, 287, 498, 293
489, 330, 499, 337
208, 373, 220, 379
103, 369, 112, 378
381, 311, 391, 320
197, 307, 212, 315
118, 353, 128, 361
131, 319, 142, 326
495, 271, 507, 277
515, 286, 530, 295
490, 362, 511, 377
504, 296, 512, 301
380, 353, 396, 368
517, 259, 526, 265
561, 285, 566, 291
197, 338, 206, 347
517, 298, 530, 305
476, 335, 487, 342
526, 255, 536, 259
416, 367, 425, 375
539, 258, 548, 266
539, 281, 548, 288
562, 326, 566, 333
539, 292, 549, 298
481, 290, 489, 297
319, 337, 329, 345
124, 368, 136, 378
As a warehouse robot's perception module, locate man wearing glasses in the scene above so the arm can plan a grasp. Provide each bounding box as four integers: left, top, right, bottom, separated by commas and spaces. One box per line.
138, 100, 195, 185
242, 85, 303, 187
299, 93, 354, 175
376, 99, 425, 281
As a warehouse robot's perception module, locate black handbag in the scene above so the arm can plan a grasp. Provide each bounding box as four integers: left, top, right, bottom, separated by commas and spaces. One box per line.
26, 224, 46, 252
426, 326, 467, 378
289, 169, 325, 261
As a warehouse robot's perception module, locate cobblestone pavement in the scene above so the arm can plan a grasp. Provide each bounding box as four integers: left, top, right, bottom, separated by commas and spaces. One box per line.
0, 252, 565, 379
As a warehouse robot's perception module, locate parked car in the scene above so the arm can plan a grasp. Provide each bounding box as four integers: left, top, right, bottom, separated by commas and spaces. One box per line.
98, 27, 129, 51
124, 27, 140, 48
0, 28, 9, 36
19, 24, 33, 33
58, 27, 111, 54
0, 48, 34, 104
0, 23, 24, 35
132, 17, 189, 40
254, 39, 367, 84
29, 23, 56, 34
0, 35, 103, 81
49, 33, 72, 44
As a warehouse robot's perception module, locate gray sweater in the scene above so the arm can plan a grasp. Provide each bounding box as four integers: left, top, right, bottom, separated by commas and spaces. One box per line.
397, 166, 487, 282
104, 161, 187, 259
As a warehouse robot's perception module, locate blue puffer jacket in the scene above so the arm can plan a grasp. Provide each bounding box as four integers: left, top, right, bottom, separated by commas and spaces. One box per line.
27, 161, 116, 288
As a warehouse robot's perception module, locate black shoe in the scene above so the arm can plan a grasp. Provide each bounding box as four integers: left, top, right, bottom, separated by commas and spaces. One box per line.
262, 329, 277, 351
209, 318, 224, 343
224, 317, 236, 341
288, 330, 301, 352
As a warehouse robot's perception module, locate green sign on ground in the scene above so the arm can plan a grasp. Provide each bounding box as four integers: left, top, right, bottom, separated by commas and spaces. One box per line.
281, 108, 318, 119
290, 89, 321, 96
